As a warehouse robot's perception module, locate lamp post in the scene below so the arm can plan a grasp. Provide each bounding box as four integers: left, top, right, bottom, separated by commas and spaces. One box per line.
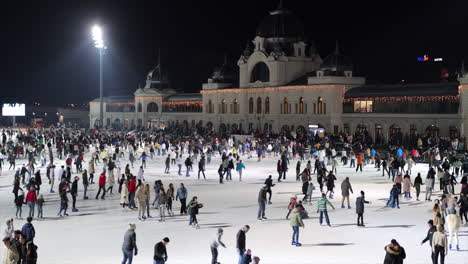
91, 25, 106, 128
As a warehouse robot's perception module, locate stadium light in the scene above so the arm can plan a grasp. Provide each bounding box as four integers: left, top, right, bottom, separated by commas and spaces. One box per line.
91, 25, 106, 129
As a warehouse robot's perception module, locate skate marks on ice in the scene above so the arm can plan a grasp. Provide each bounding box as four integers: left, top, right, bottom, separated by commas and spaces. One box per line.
199, 222, 232, 229
365, 224, 415, 229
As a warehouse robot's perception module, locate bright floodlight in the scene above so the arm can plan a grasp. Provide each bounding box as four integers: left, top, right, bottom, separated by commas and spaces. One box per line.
91, 25, 105, 49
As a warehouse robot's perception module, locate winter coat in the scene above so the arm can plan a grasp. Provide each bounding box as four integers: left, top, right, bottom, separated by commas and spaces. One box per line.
122, 229, 137, 251
153, 241, 167, 261
88, 160, 95, 174
21, 223, 35, 242
431, 231, 448, 255
402, 178, 411, 193
341, 179, 353, 196
25, 190, 37, 203
176, 187, 187, 200
306, 183, 315, 195
288, 197, 297, 210
446, 214, 461, 232
15, 194, 25, 207
98, 173, 106, 187
356, 196, 369, 214
128, 179, 136, 193
289, 208, 304, 227
135, 188, 146, 202
383, 244, 406, 264
2, 243, 19, 264
425, 178, 434, 189
236, 229, 246, 252
120, 185, 129, 205
317, 197, 334, 211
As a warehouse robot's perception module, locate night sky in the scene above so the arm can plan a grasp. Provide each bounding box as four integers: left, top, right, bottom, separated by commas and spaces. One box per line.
2, 0, 467, 106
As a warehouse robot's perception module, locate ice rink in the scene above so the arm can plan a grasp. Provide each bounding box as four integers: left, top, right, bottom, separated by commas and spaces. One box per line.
1, 150, 466, 264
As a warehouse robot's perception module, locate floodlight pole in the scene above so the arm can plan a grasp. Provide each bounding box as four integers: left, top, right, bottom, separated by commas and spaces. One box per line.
99, 48, 103, 129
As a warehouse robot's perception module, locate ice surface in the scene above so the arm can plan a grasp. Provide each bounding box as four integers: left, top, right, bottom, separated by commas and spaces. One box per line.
0, 151, 466, 264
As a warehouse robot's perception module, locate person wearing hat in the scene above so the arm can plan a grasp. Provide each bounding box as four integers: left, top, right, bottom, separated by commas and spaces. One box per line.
71, 176, 79, 212
153, 237, 170, 264
355, 190, 370, 227
210, 228, 226, 264
122, 223, 138, 264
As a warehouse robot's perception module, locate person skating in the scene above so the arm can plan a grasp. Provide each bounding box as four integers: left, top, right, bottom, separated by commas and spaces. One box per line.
432, 225, 448, 264
153, 237, 170, 264
304, 180, 315, 205
421, 220, 437, 248
356, 191, 370, 226
446, 210, 461, 251
188, 196, 202, 228
236, 160, 246, 181
15, 190, 25, 219
136, 184, 146, 220
176, 183, 188, 215
325, 172, 337, 199
71, 176, 79, 212
286, 195, 297, 219
2, 236, 20, 264
3, 219, 14, 240
58, 185, 69, 217
166, 183, 174, 216
341, 177, 353, 209
317, 193, 335, 227
128, 176, 137, 209
210, 228, 226, 264
120, 181, 129, 209
236, 225, 250, 264
96, 171, 106, 200
414, 173, 423, 201
425, 173, 434, 201
157, 187, 167, 222
36, 194, 44, 219
383, 239, 406, 264
21, 217, 35, 242
25, 188, 37, 218
121, 223, 138, 264
164, 155, 170, 174
290, 204, 304, 246
198, 157, 206, 180
257, 186, 268, 220
264, 175, 275, 204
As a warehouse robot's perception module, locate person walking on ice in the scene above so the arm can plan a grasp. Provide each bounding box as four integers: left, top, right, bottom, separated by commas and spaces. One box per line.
290, 204, 304, 246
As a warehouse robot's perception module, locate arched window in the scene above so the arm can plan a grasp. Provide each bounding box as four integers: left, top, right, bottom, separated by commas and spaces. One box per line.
249, 97, 254, 114
283, 97, 289, 114
317, 97, 323, 114
299, 97, 304, 114
221, 99, 227, 114
208, 100, 213, 113
233, 99, 239, 114
147, 102, 158, 112
265, 97, 270, 114
257, 97, 262, 114
250, 62, 270, 82
137, 103, 142, 112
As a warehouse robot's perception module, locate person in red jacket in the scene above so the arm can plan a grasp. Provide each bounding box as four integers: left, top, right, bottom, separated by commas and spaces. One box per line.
128, 176, 137, 209
25, 188, 37, 218
356, 153, 363, 172
96, 171, 107, 200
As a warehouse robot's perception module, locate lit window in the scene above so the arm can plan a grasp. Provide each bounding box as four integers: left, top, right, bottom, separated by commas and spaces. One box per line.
353, 101, 373, 113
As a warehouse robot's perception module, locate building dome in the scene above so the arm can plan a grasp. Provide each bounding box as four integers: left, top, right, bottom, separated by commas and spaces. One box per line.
320, 42, 353, 75
256, 7, 305, 41
255, 3, 305, 56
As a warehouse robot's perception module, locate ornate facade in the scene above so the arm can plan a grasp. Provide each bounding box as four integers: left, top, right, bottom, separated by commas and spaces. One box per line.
89, 4, 468, 143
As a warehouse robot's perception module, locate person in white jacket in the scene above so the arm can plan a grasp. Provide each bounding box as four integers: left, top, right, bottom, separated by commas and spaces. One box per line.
446, 211, 461, 251
432, 225, 448, 264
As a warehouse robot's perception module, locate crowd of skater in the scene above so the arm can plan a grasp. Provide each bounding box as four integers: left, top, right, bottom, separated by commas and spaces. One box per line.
1, 126, 467, 263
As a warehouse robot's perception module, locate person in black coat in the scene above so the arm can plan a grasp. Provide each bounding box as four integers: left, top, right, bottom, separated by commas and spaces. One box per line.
383, 239, 406, 264
421, 219, 436, 250
264, 175, 275, 204
198, 157, 206, 180
356, 191, 370, 226
236, 225, 250, 264
153, 237, 169, 264
71, 176, 79, 212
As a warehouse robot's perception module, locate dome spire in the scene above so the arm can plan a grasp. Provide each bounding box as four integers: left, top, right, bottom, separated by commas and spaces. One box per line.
278, 0, 283, 9
334, 40, 340, 55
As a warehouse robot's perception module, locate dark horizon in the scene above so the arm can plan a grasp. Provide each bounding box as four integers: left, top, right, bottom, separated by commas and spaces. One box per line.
2, 0, 468, 106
